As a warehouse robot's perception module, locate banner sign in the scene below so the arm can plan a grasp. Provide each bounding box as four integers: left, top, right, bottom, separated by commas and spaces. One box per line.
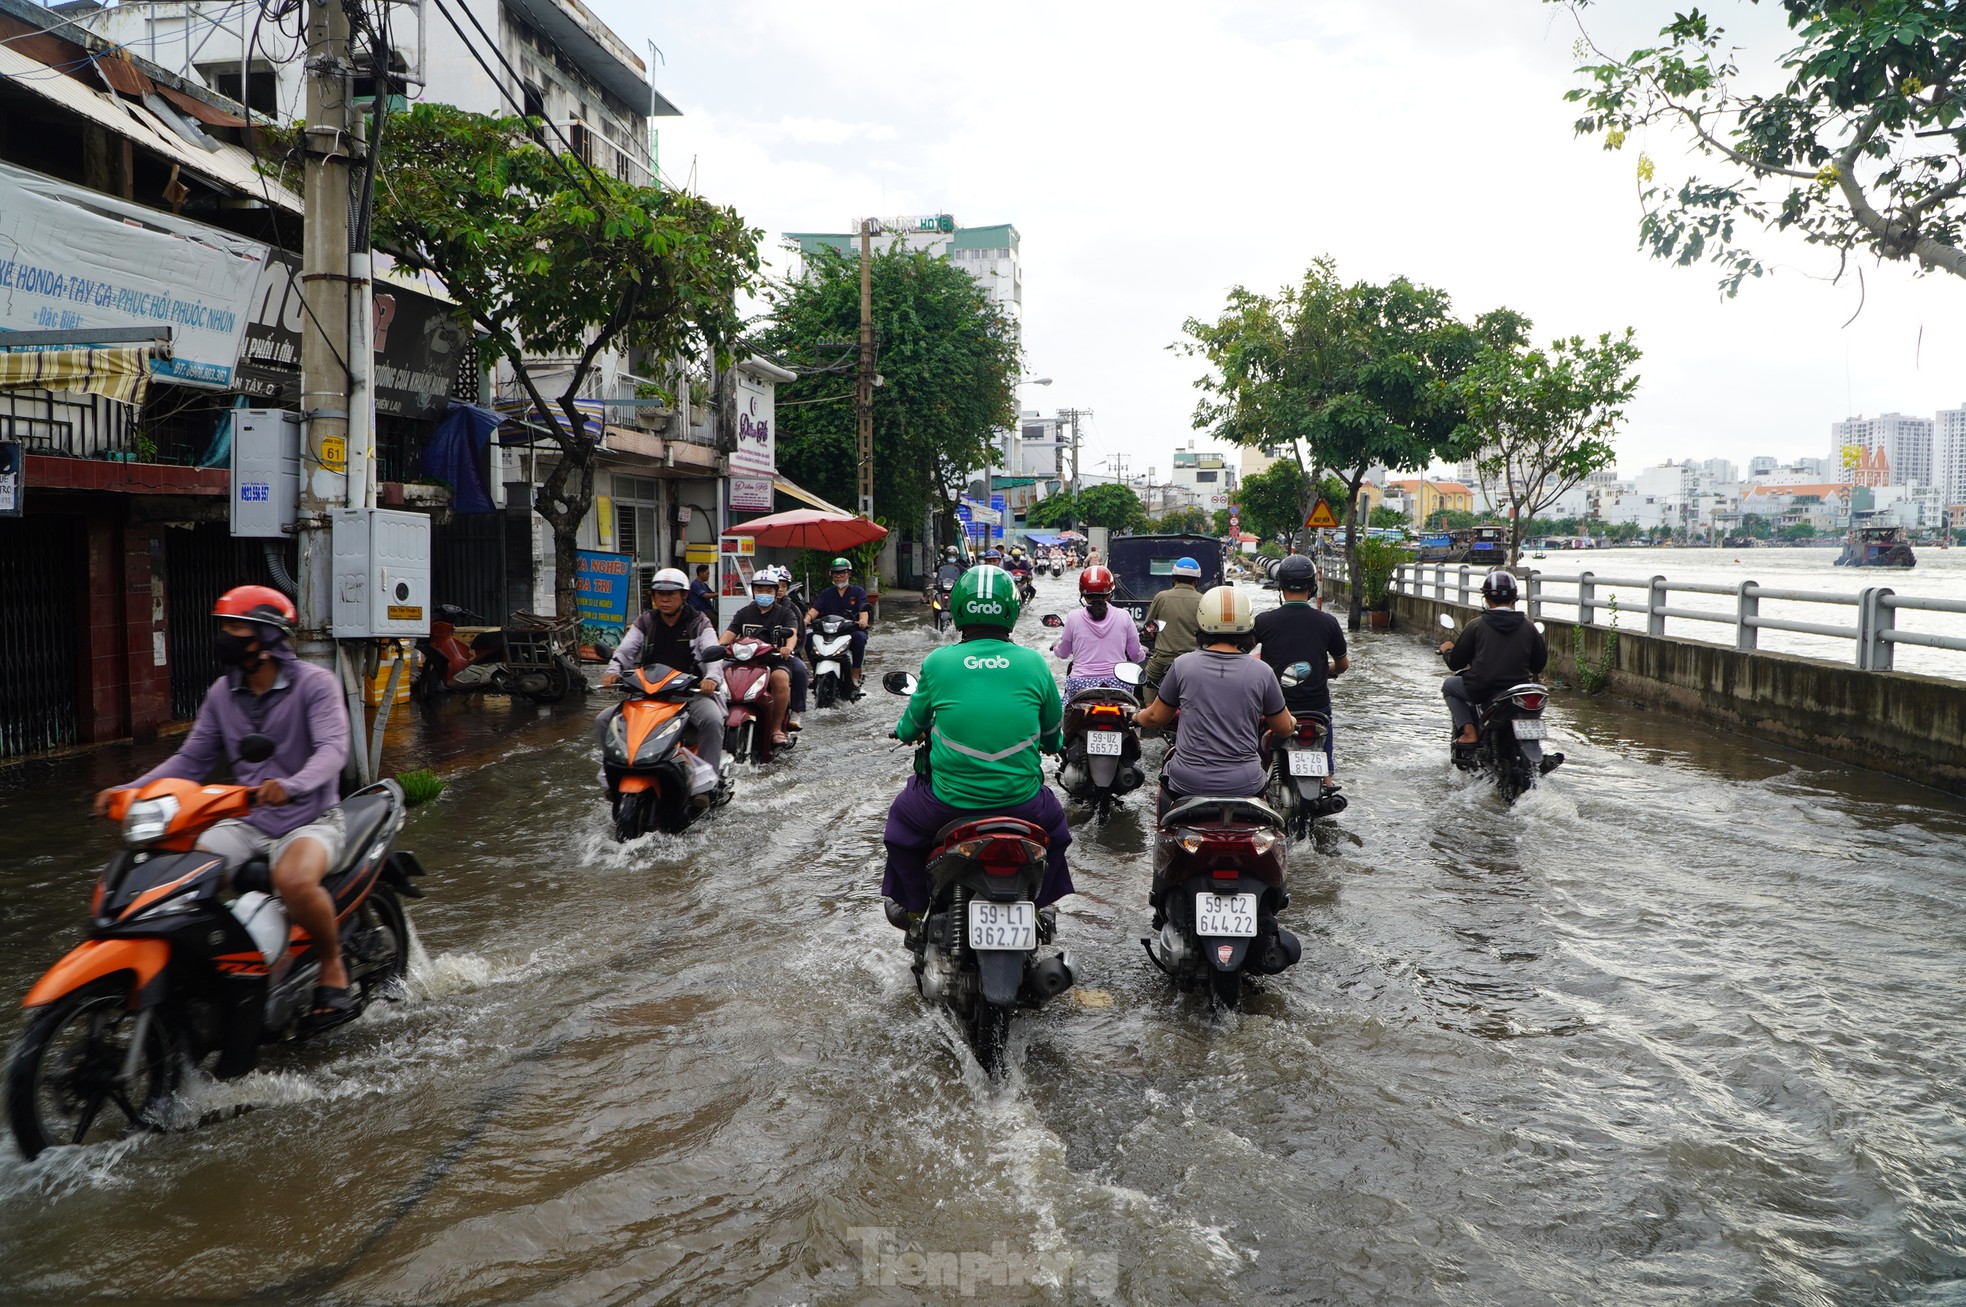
0, 161, 261, 388
574, 550, 632, 627
728, 476, 775, 511
729, 368, 776, 476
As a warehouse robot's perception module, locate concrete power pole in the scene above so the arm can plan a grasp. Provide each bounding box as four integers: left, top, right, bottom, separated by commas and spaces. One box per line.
1054, 407, 1092, 495
856, 218, 875, 520
296, 0, 355, 671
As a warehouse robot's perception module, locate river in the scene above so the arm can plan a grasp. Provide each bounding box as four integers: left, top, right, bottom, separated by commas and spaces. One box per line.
0, 574, 1961, 1305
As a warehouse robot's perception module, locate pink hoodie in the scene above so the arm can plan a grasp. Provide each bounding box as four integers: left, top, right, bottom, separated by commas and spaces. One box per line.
1054, 605, 1144, 679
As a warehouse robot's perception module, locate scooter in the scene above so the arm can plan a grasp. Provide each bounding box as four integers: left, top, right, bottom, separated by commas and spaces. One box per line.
1437, 613, 1564, 804
1144, 794, 1298, 1010
722, 635, 794, 766
880, 671, 1077, 1074
807, 615, 861, 708
1039, 617, 1147, 821
600, 659, 734, 839
1262, 662, 1348, 839
415, 604, 580, 704
923, 579, 955, 635
1014, 572, 1039, 605
7, 734, 423, 1159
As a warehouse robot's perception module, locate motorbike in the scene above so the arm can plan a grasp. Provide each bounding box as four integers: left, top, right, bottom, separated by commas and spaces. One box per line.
723, 634, 794, 765
7, 734, 423, 1159
1049, 561, 1063, 578
1262, 662, 1348, 839
923, 579, 955, 635
1437, 613, 1564, 803
880, 672, 1077, 1074
414, 604, 581, 704
1014, 571, 1039, 605
807, 615, 861, 708
1039, 616, 1147, 821
1144, 794, 1299, 1010
600, 659, 735, 839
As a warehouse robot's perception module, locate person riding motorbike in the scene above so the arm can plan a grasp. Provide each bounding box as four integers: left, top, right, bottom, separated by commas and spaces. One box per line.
933, 549, 966, 588
765, 567, 808, 731
1135, 585, 1295, 818
882, 565, 1073, 922
1140, 555, 1205, 704
805, 557, 870, 696
1054, 565, 1144, 696
92, 585, 357, 1032
1250, 554, 1349, 778
721, 571, 799, 747
1440, 570, 1550, 762
602, 569, 727, 782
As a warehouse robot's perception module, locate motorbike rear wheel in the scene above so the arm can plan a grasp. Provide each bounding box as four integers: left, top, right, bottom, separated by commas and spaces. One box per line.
968, 1001, 1013, 1076
1209, 967, 1242, 1011
7, 978, 181, 1160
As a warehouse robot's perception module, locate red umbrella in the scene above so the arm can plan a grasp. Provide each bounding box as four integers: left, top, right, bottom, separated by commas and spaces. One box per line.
724, 509, 888, 552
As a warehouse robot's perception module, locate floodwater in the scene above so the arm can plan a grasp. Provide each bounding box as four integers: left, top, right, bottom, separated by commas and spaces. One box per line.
1, 575, 1963, 1305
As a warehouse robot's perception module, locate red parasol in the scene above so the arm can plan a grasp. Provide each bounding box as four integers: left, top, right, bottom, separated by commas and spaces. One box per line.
724, 509, 889, 552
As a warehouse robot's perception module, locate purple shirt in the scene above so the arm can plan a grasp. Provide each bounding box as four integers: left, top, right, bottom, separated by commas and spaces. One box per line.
129, 646, 350, 837
1054, 606, 1144, 679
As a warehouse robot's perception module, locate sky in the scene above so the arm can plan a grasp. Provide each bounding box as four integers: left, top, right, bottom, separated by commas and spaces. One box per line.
588, 0, 1964, 481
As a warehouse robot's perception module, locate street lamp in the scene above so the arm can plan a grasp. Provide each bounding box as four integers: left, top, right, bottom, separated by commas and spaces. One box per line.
1023, 376, 1053, 385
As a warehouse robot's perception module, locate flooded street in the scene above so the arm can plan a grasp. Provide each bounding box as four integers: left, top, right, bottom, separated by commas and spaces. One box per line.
1, 573, 1963, 1305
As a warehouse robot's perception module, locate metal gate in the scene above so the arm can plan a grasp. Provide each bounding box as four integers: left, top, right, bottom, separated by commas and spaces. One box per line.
0, 517, 82, 758
432, 511, 509, 623
165, 525, 291, 720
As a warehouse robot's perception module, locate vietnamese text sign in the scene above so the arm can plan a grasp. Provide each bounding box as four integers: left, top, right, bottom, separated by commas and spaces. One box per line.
730, 369, 776, 477
574, 550, 632, 627
729, 476, 775, 511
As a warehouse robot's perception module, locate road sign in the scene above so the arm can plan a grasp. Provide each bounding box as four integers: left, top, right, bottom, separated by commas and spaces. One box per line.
1306, 498, 1339, 529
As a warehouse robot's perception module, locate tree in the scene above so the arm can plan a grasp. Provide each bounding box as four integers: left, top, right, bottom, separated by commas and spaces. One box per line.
1368, 505, 1410, 529
1460, 321, 1642, 567
1024, 492, 1077, 530
1212, 508, 1236, 535
1782, 521, 1819, 540
369, 104, 759, 618
1558, 2, 1966, 292
759, 245, 1019, 549
1235, 458, 1311, 543
1157, 506, 1213, 534
1076, 482, 1149, 532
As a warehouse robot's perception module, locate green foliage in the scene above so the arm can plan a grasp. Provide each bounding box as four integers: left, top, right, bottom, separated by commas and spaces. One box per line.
397, 769, 445, 806
1573, 593, 1619, 694
1157, 506, 1213, 534
1235, 458, 1310, 542
1782, 521, 1819, 540
1368, 505, 1409, 529
1558, 1, 1966, 289
368, 104, 760, 617
1212, 508, 1235, 535
1024, 492, 1077, 530
1076, 482, 1149, 532
1352, 536, 1409, 607
757, 245, 1019, 543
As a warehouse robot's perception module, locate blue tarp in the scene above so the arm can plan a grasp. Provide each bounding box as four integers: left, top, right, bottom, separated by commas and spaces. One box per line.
421, 402, 500, 514
1022, 531, 1067, 546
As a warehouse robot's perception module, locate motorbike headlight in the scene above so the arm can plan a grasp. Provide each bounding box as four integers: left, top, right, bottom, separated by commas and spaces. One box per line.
133, 893, 200, 922
122, 795, 180, 846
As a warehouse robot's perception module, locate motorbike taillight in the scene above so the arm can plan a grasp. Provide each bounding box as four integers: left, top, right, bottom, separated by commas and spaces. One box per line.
1088, 704, 1124, 719
1512, 692, 1546, 712
954, 835, 1043, 873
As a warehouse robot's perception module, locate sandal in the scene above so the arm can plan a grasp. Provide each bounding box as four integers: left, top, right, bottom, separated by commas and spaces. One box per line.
771, 731, 791, 746
301, 984, 356, 1034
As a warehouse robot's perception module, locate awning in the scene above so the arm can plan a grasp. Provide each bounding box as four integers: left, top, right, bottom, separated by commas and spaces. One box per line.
0, 345, 155, 405
773, 476, 854, 516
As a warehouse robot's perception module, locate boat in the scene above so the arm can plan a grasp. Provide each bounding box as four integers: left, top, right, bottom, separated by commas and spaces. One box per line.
1833, 522, 1916, 569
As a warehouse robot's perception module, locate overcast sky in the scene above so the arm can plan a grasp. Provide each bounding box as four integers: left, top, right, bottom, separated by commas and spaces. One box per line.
590, 0, 1963, 481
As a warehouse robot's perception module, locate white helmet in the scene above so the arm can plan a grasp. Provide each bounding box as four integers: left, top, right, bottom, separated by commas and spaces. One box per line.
1195, 584, 1255, 636
651, 567, 689, 592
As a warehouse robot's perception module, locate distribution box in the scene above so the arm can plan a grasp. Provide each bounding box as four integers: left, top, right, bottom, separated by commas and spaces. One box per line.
330, 507, 431, 637
229, 409, 300, 538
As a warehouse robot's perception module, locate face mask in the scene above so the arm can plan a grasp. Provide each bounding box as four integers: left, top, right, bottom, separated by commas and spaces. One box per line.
215, 631, 261, 670
834, 577, 849, 589
755, 593, 775, 609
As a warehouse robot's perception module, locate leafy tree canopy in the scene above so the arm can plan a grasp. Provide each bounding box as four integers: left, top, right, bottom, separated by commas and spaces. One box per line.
1156, 506, 1213, 534
1024, 492, 1078, 530
1076, 482, 1149, 532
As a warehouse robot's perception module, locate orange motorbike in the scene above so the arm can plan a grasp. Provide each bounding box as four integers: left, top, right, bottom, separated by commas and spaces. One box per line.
600, 661, 734, 840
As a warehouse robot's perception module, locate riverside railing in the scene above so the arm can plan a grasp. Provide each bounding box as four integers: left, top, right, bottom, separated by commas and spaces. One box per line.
1368, 561, 1966, 673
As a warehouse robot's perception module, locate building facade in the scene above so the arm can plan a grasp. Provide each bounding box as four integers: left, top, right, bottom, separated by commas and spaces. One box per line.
1936, 403, 1966, 512
1832, 413, 1934, 488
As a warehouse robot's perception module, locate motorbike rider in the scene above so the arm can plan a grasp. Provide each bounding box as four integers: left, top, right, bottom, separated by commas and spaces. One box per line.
1140, 556, 1205, 704
93, 586, 356, 1032
1250, 554, 1349, 778
882, 565, 1073, 920
601, 569, 727, 781
805, 557, 870, 697
1054, 565, 1144, 696
1439, 570, 1550, 762
767, 567, 809, 732
719, 569, 800, 746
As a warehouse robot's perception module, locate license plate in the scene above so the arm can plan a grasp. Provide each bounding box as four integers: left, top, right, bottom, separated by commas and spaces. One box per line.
1085, 730, 1123, 757
967, 900, 1036, 951
1195, 892, 1257, 938
1511, 718, 1548, 740
1287, 749, 1329, 777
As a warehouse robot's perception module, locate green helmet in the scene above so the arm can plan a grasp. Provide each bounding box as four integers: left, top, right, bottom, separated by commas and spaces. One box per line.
951, 564, 1020, 629
830, 557, 852, 571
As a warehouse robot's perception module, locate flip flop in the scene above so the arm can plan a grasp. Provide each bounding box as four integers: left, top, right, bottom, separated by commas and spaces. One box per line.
301, 984, 356, 1034
771, 732, 791, 746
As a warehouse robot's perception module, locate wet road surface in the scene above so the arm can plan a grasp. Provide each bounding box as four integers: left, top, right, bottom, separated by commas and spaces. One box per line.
0, 573, 1962, 1305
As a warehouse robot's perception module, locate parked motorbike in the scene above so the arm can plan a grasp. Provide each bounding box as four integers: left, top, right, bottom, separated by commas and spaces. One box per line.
1144, 794, 1299, 1010
7, 734, 423, 1159
880, 672, 1077, 1074
723, 635, 793, 765
414, 604, 580, 703
807, 615, 861, 708
1437, 613, 1564, 803
1262, 662, 1348, 839
600, 659, 734, 839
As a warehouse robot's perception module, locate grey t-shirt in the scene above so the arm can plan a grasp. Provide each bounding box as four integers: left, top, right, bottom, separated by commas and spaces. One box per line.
1157, 648, 1284, 798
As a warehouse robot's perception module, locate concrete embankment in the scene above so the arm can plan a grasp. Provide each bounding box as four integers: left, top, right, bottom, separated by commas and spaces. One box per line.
1323, 578, 1966, 798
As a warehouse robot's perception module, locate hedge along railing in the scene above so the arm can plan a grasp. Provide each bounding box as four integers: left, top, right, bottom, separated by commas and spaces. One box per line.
1381, 562, 1966, 673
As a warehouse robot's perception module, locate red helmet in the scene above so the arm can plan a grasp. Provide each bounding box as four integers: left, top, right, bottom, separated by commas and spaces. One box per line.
1078, 565, 1115, 597
213, 584, 296, 639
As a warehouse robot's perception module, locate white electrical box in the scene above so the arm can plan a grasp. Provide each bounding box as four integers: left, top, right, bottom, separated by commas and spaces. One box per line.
330, 508, 431, 637
229, 409, 300, 538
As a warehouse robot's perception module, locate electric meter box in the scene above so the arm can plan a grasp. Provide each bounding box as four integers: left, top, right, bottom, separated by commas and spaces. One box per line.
330, 508, 431, 637
229, 409, 300, 538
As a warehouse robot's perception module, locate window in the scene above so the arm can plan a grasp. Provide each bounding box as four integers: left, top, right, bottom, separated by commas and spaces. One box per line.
1195, 470, 1217, 483
199, 64, 279, 117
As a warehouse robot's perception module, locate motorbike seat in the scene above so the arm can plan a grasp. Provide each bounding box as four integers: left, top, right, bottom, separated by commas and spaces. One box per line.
1158, 794, 1284, 833
930, 815, 1050, 855
225, 792, 394, 897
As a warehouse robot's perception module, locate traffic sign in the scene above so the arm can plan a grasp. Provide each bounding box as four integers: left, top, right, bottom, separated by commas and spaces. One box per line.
1306, 498, 1339, 529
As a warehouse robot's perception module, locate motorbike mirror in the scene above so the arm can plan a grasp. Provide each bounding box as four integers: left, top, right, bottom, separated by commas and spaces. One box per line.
1438, 613, 1457, 631
237, 733, 276, 764
1040, 614, 1064, 628
1114, 661, 1144, 687
1279, 660, 1313, 688
882, 671, 919, 696
700, 645, 728, 663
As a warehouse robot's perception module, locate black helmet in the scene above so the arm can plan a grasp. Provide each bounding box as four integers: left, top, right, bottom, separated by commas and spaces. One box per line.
1480, 570, 1519, 604
1276, 554, 1317, 594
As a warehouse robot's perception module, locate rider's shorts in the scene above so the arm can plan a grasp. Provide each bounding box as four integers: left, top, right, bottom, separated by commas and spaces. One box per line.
196, 808, 348, 876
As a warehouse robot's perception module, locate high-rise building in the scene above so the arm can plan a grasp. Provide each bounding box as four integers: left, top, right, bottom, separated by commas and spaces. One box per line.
1701, 458, 1739, 485
787, 217, 1021, 336
1748, 456, 1779, 476
1937, 403, 1966, 507
1831, 413, 1934, 488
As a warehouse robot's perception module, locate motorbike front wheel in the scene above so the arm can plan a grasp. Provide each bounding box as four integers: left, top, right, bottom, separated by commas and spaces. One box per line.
814, 675, 837, 710
7, 978, 181, 1160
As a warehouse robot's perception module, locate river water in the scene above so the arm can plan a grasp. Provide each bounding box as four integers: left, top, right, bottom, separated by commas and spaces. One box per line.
1, 574, 1962, 1305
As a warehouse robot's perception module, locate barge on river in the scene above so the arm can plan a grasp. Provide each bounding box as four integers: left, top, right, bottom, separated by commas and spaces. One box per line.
1833, 523, 1916, 569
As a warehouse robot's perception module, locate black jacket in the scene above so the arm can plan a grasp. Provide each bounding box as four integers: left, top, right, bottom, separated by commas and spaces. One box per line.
1446, 608, 1547, 703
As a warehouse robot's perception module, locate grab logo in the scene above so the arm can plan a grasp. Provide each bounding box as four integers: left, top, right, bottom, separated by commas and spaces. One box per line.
963, 654, 1011, 670
967, 600, 1005, 615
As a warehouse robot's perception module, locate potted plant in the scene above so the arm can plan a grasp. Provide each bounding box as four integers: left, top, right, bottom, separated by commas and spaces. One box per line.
1353, 536, 1404, 628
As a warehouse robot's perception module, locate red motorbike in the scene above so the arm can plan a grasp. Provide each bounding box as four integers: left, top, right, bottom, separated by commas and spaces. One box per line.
414, 604, 579, 703
1144, 795, 1300, 1009
721, 634, 794, 765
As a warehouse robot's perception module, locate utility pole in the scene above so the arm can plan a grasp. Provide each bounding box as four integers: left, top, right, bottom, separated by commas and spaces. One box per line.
295, 0, 355, 671
856, 218, 876, 520
1054, 407, 1092, 495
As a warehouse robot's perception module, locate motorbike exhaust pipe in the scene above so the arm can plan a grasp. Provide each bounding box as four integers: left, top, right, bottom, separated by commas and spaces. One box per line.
1023, 952, 1076, 1003
1312, 792, 1348, 816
